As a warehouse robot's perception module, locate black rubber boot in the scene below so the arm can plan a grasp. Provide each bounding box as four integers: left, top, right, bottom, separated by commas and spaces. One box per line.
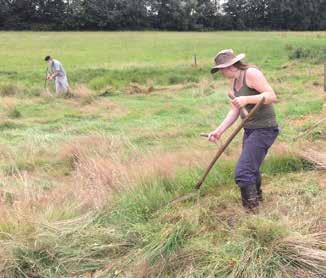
256, 173, 263, 202
240, 184, 259, 213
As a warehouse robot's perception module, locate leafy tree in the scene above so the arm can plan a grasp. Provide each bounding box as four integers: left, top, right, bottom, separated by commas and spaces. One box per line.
0, 0, 324, 30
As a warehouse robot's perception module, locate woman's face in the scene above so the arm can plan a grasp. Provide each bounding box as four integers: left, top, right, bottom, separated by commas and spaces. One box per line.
220, 66, 238, 79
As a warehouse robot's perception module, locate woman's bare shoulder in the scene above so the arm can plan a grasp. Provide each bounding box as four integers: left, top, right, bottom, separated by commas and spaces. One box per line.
246, 67, 264, 78
246, 67, 266, 85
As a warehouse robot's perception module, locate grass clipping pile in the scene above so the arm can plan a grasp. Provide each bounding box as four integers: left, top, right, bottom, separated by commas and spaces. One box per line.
299, 144, 326, 170
275, 232, 326, 277
296, 116, 326, 170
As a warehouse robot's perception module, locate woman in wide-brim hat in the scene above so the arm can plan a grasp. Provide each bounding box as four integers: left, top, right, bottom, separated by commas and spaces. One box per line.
208, 49, 279, 212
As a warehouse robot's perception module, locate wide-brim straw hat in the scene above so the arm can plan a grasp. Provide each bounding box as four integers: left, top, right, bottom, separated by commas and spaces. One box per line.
211, 49, 245, 74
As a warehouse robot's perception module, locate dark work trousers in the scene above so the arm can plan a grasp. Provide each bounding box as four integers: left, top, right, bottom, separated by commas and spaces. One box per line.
235, 127, 279, 188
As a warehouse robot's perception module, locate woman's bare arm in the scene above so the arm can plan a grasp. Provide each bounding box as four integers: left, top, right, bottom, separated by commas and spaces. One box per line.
231, 68, 277, 108
208, 103, 240, 141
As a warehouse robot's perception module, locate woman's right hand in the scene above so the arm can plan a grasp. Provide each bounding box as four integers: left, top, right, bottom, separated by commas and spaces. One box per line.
208, 129, 221, 142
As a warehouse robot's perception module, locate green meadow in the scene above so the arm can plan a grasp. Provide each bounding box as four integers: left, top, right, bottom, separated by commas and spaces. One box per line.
0, 31, 325, 277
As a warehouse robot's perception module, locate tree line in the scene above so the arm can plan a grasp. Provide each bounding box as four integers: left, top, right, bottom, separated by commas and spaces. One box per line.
0, 0, 325, 31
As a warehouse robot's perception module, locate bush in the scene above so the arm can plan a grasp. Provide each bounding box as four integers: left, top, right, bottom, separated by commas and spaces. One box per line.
287, 46, 326, 63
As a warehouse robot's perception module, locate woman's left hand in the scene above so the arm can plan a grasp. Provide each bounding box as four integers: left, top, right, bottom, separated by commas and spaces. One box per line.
231, 96, 248, 109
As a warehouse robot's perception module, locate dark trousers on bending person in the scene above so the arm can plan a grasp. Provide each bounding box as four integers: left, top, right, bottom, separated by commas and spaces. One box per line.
235, 127, 279, 210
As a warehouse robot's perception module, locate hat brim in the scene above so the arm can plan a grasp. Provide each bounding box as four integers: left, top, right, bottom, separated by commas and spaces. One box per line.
210, 54, 246, 74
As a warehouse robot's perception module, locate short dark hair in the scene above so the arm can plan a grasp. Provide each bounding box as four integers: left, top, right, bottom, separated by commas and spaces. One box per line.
44, 56, 51, 61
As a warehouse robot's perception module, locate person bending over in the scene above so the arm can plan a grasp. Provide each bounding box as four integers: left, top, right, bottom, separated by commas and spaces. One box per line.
209, 49, 278, 212
45, 56, 70, 95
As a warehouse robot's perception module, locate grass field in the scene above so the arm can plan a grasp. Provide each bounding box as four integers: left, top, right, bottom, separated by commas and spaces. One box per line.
0, 31, 325, 277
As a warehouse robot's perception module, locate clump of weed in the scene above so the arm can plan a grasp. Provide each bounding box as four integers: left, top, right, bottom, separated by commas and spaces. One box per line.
262, 154, 315, 174
144, 220, 192, 264
241, 218, 289, 247
125, 82, 154, 95
169, 75, 185, 85
287, 45, 326, 63
98, 86, 117, 97
0, 120, 20, 130
0, 84, 24, 97
7, 106, 22, 119
3, 191, 15, 206
69, 84, 92, 98
67, 84, 95, 104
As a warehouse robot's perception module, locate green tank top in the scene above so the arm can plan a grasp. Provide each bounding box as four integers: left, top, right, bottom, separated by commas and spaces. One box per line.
234, 69, 278, 129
